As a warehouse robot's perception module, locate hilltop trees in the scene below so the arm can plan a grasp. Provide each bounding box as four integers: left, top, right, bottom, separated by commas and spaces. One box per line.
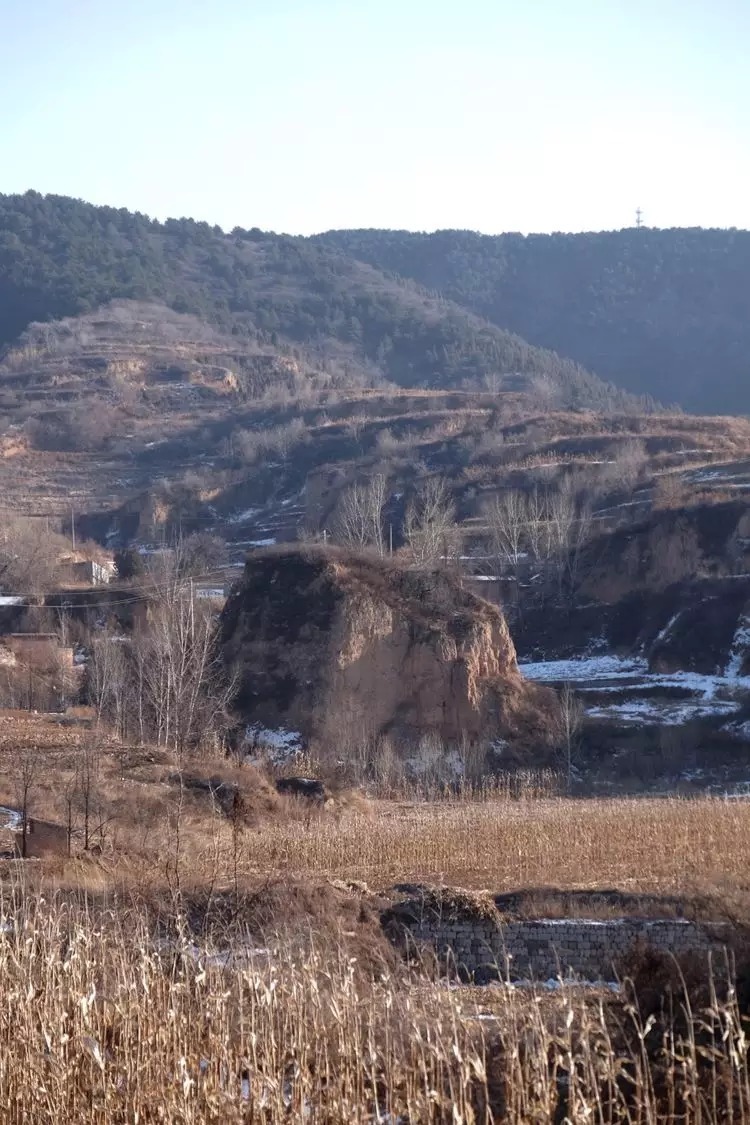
315, 226, 750, 413
0, 191, 643, 410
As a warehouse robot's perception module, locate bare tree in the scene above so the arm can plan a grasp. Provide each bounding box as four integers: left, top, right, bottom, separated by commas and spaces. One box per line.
524, 488, 554, 566
547, 482, 592, 594
526, 374, 561, 410
332, 474, 387, 555
139, 561, 236, 756
61, 772, 77, 858
614, 438, 648, 491
228, 790, 245, 915
88, 634, 129, 736
76, 737, 101, 852
652, 473, 686, 511
14, 749, 37, 859
177, 532, 228, 578
0, 518, 69, 595
486, 482, 592, 599
403, 478, 458, 566
488, 491, 531, 574
557, 683, 584, 794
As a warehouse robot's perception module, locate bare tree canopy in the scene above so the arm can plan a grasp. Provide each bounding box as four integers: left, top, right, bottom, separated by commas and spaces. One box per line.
88, 551, 236, 755
332, 474, 387, 555
0, 518, 69, 595
486, 482, 592, 596
403, 478, 459, 566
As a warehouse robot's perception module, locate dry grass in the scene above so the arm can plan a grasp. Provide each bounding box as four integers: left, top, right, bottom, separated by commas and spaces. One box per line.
233, 797, 750, 899
0, 888, 746, 1122
0, 716, 749, 1116
0, 712, 747, 908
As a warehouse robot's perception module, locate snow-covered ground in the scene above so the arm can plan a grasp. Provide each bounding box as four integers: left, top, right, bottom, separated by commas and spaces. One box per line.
233, 537, 277, 548
519, 654, 649, 683
228, 506, 262, 525
0, 806, 22, 832
244, 724, 303, 763
726, 615, 750, 678
519, 653, 750, 727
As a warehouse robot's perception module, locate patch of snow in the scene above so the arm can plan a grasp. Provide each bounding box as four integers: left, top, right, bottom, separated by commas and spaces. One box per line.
587, 697, 741, 726
0, 597, 24, 606
247, 538, 276, 548
0, 806, 22, 832
182, 943, 270, 970
726, 614, 750, 678
592, 499, 650, 516
494, 979, 620, 993
522, 652, 750, 726
531, 918, 622, 927
698, 470, 747, 481
228, 507, 262, 525
244, 724, 303, 764
154, 937, 270, 969
723, 719, 750, 741
520, 654, 648, 682
405, 749, 465, 779
653, 611, 683, 647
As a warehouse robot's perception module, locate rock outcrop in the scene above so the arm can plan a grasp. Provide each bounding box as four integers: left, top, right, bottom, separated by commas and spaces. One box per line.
221, 546, 555, 758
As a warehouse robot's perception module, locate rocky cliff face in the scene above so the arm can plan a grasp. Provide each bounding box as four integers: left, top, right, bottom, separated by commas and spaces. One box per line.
221, 547, 554, 758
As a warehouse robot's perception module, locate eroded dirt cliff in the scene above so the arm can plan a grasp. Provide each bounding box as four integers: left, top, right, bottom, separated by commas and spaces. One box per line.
221, 547, 555, 758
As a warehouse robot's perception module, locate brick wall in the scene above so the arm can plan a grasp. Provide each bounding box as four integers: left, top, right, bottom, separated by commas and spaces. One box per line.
402, 918, 730, 982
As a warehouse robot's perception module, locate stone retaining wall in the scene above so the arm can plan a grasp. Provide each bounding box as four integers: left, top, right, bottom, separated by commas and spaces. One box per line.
403, 918, 731, 981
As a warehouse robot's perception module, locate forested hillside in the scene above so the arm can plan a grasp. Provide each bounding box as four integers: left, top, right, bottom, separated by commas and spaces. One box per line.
0, 191, 639, 410
314, 227, 750, 414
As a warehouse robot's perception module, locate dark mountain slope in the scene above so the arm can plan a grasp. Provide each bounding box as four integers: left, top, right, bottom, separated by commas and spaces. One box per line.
313, 227, 750, 413
0, 192, 642, 410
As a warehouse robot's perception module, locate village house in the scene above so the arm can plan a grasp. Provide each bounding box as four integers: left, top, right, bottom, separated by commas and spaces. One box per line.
57, 554, 117, 587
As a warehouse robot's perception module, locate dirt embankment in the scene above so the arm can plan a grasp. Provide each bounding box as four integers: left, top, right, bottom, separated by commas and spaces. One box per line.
221, 546, 556, 756
579, 500, 750, 604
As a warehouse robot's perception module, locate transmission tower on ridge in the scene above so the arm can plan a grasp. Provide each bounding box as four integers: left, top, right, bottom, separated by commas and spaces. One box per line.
635, 206, 643, 229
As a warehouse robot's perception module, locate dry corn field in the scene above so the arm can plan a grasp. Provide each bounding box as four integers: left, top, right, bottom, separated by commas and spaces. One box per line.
2, 714, 750, 1121
0, 890, 746, 1124
224, 797, 750, 895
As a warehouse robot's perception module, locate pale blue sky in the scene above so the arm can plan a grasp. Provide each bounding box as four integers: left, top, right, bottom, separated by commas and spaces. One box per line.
1, 0, 748, 234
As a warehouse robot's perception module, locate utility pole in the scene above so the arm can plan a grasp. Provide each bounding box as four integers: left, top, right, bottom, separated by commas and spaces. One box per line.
635, 207, 643, 229
71, 507, 76, 552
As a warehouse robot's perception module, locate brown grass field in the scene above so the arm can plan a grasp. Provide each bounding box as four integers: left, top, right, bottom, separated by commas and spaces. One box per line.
0, 712, 748, 1119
